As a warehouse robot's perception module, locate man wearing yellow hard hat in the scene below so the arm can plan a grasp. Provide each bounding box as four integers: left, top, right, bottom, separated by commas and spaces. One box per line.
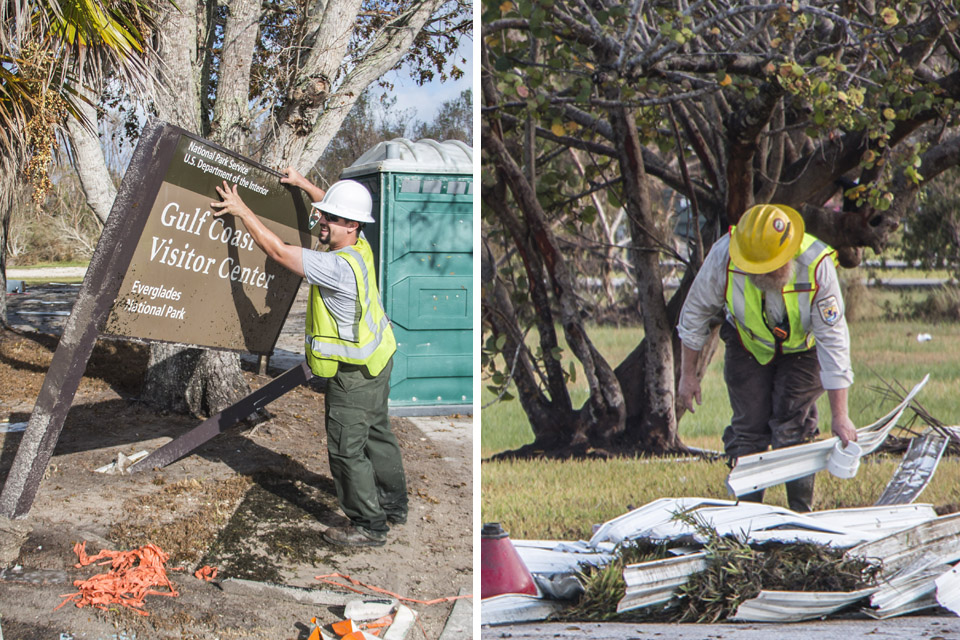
676, 204, 857, 512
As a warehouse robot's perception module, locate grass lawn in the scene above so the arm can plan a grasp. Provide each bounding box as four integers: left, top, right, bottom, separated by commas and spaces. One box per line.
481, 286, 960, 539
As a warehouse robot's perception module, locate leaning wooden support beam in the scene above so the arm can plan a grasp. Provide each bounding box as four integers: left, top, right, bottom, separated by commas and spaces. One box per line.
129, 361, 313, 472
0, 120, 172, 519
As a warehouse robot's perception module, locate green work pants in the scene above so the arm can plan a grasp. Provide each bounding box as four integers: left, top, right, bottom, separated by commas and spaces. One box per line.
325, 358, 407, 536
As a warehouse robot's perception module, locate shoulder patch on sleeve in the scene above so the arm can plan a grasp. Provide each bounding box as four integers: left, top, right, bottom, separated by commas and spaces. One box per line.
817, 295, 842, 326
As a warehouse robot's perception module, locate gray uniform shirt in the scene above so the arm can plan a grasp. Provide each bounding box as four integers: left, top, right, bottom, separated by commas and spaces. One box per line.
301, 246, 360, 338
677, 234, 853, 390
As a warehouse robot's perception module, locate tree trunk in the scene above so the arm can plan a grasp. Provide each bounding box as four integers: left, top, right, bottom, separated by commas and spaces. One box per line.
609, 105, 681, 453
66, 99, 116, 224
0, 199, 8, 327
142, 343, 249, 417
137, 0, 248, 417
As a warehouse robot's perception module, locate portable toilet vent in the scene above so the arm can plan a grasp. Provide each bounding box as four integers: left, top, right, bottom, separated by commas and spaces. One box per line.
341, 138, 472, 416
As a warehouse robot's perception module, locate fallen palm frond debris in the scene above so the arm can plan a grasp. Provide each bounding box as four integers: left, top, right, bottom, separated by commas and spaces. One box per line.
670, 519, 881, 623
56, 542, 181, 616
557, 541, 674, 622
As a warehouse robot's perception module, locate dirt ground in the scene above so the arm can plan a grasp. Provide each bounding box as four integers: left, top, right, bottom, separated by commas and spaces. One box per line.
0, 283, 473, 639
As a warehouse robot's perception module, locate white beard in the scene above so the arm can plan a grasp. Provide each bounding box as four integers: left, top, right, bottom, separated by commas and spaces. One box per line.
749, 261, 794, 293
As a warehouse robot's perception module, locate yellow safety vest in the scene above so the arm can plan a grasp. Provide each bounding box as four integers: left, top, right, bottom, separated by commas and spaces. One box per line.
304, 237, 396, 377
725, 231, 836, 365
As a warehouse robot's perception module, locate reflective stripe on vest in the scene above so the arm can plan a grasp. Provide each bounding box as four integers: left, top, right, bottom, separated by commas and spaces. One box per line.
304, 237, 395, 377
339, 245, 382, 339
305, 313, 392, 360
725, 232, 834, 365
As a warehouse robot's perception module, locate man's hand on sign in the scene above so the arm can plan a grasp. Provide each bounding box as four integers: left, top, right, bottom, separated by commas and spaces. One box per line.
211, 181, 305, 277
211, 182, 253, 222
280, 166, 326, 203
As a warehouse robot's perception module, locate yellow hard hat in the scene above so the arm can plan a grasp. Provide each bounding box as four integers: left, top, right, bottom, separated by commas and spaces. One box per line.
729, 204, 805, 274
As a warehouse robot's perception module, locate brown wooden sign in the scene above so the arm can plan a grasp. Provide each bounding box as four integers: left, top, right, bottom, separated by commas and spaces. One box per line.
102, 133, 311, 354
0, 120, 314, 518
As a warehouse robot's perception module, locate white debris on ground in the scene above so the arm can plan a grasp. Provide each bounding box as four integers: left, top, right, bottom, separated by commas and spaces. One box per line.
481, 376, 960, 627
94, 450, 150, 475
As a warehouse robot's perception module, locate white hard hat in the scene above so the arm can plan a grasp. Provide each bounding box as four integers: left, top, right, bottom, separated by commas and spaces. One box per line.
312, 180, 375, 224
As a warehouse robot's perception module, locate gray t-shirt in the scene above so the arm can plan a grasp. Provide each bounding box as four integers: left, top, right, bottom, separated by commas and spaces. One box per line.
677, 234, 853, 390
301, 246, 360, 335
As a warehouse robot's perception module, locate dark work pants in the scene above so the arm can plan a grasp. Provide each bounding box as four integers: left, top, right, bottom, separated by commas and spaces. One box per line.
720, 322, 822, 512
325, 358, 408, 536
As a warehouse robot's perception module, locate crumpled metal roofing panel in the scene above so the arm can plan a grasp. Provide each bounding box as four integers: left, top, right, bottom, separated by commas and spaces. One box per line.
863, 593, 940, 619
875, 430, 950, 506
588, 497, 735, 547
804, 504, 939, 537
731, 587, 878, 622
618, 552, 708, 612
846, 512, 960, 578
935, 561, 960, 616
867, 564, 945, 618
512, 540, 615, 575
726, 376, 928, 497
590, 500, 937, 550
480, 594, 562, 626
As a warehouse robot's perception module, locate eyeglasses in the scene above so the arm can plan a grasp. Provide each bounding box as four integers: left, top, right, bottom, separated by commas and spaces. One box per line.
308, 209, 344, 229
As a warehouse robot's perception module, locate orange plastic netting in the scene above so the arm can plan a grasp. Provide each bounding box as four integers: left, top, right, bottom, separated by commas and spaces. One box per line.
56, 542, 182, 616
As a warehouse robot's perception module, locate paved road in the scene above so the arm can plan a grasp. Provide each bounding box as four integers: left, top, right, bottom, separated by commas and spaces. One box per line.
6, 266, 87, 280
484, 616, 960, 639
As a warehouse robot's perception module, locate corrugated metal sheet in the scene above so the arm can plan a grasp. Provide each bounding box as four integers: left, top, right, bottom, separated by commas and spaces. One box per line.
513, 540, 614, 575
618, 552, 708, 612
588, 498, 734, 546
731, 588, 877, 622
726, 376, 928, 498
480, 594, 562, 626
875, 430, 949, 505
867, 564, 945, 618
846, 512, 960, 578
805, 504, 939, 538
512, 540, 616, 600
934, 561, 960, 616
592, 500, 934, 550
863, 593, 940, 619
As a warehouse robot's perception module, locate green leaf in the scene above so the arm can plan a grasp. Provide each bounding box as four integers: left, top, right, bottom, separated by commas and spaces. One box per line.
608, 190, 622, 209
495, 334, 507, 351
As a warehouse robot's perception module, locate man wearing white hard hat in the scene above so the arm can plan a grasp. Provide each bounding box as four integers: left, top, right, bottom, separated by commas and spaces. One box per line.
212, 167, 407, 547
676, 204, 857, 512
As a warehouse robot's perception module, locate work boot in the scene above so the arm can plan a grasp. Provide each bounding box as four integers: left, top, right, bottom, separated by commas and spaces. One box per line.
786, 475, 815, 513
386, 511, 407, 525
323, 525, 387, 548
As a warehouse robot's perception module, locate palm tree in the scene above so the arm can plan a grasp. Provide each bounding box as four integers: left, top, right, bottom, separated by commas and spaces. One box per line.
0, 0, 164, 324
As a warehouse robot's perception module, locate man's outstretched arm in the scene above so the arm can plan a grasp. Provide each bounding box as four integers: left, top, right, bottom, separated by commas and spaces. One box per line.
211, 181, 305, 277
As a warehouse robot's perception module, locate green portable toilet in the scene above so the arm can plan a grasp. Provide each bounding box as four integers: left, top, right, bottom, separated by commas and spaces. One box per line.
341, 138, 473, 416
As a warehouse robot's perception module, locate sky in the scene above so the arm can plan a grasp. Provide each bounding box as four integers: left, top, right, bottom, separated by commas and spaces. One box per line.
375, 34, 473, 134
